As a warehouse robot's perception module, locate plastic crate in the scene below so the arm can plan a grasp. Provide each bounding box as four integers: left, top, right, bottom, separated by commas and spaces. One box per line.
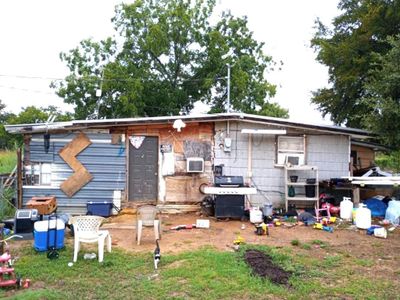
86, 201, 113, 217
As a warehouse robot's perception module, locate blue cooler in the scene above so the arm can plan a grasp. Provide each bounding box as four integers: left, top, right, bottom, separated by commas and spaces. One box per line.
33, 219, 65, 252
87, 201, 113, 217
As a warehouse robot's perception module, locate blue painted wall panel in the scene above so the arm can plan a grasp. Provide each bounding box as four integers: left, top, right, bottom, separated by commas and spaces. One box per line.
23, 132, 126, 215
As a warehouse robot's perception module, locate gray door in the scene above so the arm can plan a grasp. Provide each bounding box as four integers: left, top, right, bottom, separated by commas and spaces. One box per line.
128, 136, 158, 201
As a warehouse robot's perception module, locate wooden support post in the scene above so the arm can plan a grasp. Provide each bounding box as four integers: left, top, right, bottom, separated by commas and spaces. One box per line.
352, 186, 360, 206
17, 148, 22, 209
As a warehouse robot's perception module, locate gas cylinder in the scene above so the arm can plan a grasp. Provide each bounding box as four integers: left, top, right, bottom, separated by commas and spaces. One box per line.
355, 204, 371, 229
340, 197, 353, 220
250, 207, 263, 223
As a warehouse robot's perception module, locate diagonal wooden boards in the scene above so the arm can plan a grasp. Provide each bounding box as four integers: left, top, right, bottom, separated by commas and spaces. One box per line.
59, 132, 93, 197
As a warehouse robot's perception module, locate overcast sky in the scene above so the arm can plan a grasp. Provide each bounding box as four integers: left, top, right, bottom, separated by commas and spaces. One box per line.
0, 0, 340, 124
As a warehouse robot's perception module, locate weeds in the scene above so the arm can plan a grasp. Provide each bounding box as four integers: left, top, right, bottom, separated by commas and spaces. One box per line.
0, 150, 16, 174
0, 187, 16, 220
291, 239, 300, 246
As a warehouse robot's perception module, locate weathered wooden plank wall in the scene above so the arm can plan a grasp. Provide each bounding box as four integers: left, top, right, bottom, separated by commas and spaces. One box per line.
351, 145, 375, 169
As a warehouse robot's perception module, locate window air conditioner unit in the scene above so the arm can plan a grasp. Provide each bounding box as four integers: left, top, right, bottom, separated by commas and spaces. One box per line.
277, 153, 305, 165
285, 154, 305, 166
187, 157, 204, 173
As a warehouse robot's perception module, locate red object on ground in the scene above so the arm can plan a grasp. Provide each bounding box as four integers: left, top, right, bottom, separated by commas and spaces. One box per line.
330, 206, 340, 215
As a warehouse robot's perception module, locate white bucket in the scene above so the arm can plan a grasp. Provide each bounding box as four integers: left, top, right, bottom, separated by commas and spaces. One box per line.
355, 204, 371, 229
340, 197, 353, 220
112, 190, 122, 215
250, 207, 263, 223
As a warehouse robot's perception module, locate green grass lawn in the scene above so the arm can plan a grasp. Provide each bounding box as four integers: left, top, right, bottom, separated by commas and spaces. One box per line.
1, 243, 398, 300
0, 150, 16, 174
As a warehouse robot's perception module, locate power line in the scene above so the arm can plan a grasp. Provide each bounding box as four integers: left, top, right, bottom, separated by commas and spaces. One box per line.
0, 85, 55, 95
0, 73, 226, 84
0, 74, 62, 81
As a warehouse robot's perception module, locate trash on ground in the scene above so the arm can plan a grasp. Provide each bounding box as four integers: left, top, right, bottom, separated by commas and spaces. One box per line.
83, 253, 97, 260
195, 219, 210, 229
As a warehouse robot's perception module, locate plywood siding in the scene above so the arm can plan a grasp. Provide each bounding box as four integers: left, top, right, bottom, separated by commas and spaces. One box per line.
128, 123, 213, 204
351, 145, 375, 169
165, 175, 210, 203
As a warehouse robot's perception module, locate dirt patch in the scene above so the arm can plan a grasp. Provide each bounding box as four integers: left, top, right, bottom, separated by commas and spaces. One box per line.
244, 249, 291, 285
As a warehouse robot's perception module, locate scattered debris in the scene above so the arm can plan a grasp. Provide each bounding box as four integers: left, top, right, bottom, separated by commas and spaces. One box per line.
313, 223, 334, 233
170, 224, 196, 230
83, 253, 97, 260
244, 249, 291, 285
233, 235, 245, 245
196, 219, 210, 229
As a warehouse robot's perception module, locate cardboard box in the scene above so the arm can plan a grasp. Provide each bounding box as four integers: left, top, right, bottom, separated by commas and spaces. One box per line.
26, 196, 57, 215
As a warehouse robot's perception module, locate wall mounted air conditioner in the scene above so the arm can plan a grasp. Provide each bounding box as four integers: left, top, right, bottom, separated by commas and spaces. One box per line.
277, 153, 305, 166
187, 157, 204, 173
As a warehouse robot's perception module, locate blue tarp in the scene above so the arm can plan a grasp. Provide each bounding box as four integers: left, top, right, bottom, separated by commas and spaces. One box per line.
364, 198, 387, 217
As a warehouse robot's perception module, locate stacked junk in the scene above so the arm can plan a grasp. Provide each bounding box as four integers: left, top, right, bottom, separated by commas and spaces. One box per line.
0, 193, 122, 290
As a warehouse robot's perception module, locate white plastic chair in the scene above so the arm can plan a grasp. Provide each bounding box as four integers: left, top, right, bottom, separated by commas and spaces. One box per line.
70, 215, 111, 263
136, 205, 161, 245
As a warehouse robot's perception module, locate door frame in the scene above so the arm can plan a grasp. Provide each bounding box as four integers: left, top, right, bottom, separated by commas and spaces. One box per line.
126, 134, 159, 202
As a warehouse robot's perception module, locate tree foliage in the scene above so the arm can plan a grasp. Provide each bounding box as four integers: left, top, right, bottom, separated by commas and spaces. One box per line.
52, 0, 284, 119
311, 0, 400, 128
0, 104, 72, 150
362, 35, 400, 148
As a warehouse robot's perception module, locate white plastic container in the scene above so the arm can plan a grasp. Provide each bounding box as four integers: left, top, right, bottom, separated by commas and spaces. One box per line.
112, 190, 122, 215
340, 197, 353, 220
250, 207, 263, 223
355, 204, 371, 229
374, 227, 387, 238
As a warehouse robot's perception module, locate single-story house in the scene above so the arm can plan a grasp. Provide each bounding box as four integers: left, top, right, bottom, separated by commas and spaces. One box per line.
5, 113, 374, 215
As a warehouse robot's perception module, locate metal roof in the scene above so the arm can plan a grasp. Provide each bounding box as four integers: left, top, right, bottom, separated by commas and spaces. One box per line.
5, 112, 372, 139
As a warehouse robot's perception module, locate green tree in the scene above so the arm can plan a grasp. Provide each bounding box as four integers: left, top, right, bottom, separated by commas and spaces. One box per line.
52, 0, 284, 119
257, 102, 288, 118
362, 35, 400, 148
0, 100, 16, 149
0, 105, 72, 149
375, 150, 400, 174
311, 0, 400, 127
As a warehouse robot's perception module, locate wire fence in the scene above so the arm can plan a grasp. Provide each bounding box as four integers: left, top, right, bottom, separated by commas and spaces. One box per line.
0, 174, 17, 220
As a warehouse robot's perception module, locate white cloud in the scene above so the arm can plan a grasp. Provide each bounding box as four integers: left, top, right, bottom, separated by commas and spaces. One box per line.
0, 0, 339, 124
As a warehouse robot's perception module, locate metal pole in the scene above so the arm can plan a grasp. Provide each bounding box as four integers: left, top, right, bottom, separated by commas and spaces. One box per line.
227, 64, 231, 113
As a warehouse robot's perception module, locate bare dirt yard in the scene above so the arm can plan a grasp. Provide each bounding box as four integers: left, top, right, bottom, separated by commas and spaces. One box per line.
103, 211, 400, 282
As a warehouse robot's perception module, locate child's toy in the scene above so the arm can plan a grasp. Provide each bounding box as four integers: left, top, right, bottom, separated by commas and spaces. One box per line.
233, 235, 245, 245
313, 223, 334, 233
321, 217, 337, 225
0, 235, 26, 288
254, 223, 269, 235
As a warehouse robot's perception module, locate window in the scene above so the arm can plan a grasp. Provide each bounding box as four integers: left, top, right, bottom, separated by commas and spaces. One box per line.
276, 136, 305, 165
24, 163, 52, 186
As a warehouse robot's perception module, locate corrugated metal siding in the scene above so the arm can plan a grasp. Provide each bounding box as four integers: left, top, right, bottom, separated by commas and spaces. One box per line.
214, 122, 351, 208
23, 132, 126, 215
